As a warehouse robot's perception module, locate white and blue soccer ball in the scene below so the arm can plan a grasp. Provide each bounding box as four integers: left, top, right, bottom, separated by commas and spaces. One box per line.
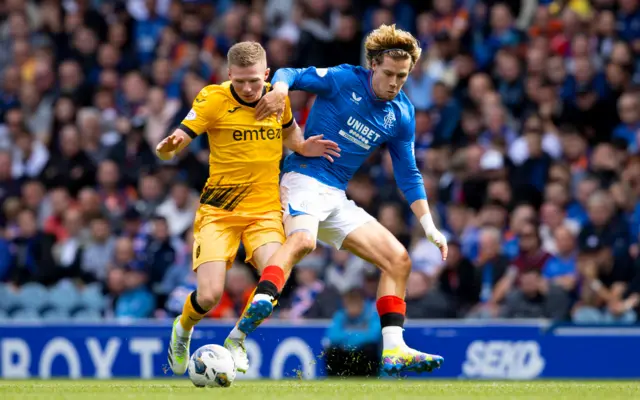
188, 344, 237, 388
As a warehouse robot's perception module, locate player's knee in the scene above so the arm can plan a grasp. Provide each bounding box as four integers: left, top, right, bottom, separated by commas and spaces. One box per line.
289, 231, 316, 258
196, 285, 223, 310
386, 249, 411, 282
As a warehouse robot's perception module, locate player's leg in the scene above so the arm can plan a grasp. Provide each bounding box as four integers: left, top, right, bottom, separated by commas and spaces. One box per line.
341, 222, 444, 374
233, 172, 326, 334
168, 211, 241, 375
322, 200, 443, 375
168, 260, 228, 375
225, 211, 319, 372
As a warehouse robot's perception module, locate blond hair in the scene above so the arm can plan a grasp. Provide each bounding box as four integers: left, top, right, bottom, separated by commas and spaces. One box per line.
364, 24, 422, 69
227, 41, 267, 67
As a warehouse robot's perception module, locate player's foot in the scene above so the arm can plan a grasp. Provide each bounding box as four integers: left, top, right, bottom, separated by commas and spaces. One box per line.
381, 346, 444, 376
224, 338, 249, 373
237, 298, 273, 336
167, 316, 192, 376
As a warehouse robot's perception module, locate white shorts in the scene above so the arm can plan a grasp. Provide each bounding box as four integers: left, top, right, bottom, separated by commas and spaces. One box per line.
280, 172, 375, 249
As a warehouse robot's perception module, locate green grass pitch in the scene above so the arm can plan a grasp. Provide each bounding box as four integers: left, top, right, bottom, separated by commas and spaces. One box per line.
1, 380, 639, 400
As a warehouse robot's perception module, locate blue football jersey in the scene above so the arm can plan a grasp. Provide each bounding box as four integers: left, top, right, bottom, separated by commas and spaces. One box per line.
272, 64, 426, 205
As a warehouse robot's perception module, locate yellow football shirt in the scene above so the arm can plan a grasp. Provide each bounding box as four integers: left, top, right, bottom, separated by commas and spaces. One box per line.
179, 81, 294, 213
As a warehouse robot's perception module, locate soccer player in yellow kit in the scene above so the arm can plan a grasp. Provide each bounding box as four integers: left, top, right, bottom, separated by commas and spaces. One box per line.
156, 42, 340, 376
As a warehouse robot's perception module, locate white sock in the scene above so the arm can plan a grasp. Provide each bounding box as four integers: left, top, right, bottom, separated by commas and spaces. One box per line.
253, 293, 273, 303
382, 326, 406, 351
228, 325, 247, 341
176, 318, 191, 338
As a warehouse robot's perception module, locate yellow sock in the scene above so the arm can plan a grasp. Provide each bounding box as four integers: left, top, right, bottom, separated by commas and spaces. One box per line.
180, 291, 207, 331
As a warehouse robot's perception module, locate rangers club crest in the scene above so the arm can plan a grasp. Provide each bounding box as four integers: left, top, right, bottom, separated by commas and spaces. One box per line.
383, 109, 395, 129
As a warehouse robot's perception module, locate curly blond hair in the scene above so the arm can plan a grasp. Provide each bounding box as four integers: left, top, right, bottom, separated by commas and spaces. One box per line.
227, 41, 267, 67
364, 24, 422, 69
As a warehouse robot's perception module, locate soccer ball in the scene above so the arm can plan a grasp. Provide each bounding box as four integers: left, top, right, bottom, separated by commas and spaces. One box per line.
188, 344, 237, 388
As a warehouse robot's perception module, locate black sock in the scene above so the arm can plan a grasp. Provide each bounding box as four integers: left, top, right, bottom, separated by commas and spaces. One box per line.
255, 280, 279, 298
380, 313, 405, 329
190, 290, 209, 314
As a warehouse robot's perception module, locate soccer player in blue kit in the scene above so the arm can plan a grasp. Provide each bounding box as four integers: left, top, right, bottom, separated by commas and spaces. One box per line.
225, 24, 447, 375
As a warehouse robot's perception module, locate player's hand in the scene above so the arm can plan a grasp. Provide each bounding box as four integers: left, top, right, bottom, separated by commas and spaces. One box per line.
300, 134, 341, 162
426, 225, 448, 261
255, 86, 287, 121
156, 134, 184, 157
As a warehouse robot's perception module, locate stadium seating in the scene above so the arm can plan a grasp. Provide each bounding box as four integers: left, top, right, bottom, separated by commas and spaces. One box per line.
48, 280, 81, 314
15, 283, 49, 313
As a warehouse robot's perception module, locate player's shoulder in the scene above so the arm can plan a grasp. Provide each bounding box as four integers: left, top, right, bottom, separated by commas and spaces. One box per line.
199, 83, 236, 99
321, 63, 359, 79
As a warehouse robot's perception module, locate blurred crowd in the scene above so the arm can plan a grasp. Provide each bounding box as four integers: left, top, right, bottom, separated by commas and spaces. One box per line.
0, 0, 639, 333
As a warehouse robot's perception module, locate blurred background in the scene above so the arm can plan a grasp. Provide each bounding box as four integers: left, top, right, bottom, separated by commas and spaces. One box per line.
0, 0, 640, 380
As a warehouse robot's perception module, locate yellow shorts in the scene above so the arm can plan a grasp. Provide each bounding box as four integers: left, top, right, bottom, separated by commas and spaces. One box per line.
192, 204, 285, 270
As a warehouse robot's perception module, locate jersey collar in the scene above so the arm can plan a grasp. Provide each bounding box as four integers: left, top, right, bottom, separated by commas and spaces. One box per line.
230, 84, 269, 108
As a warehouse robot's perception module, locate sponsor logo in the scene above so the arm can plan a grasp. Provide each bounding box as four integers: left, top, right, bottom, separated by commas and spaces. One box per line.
462, 340, 545, 379
232, 127, 282, 141
351, 92, 362, 104
339, 116, 382, 150
228, 106, 241, 113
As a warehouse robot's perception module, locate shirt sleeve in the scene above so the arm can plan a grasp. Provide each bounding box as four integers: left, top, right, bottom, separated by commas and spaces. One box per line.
387, 107, 427, 205
282, 96, 294, 129
179, 86, 221, 138
272, 65, 351, 98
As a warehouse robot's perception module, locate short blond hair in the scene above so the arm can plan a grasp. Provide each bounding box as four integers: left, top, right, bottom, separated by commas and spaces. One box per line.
364, 24, 422, 69
227, 41, 267, 67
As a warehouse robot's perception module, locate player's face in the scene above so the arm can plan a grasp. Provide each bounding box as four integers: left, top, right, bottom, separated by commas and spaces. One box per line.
371, 55, 411, 100
229, 62, 270, 103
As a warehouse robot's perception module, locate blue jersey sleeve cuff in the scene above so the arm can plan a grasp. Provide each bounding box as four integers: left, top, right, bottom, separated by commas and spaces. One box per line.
403, 186, 427, 205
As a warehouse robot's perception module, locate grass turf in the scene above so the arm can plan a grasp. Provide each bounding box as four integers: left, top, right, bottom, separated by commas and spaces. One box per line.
0, 380, 639, 400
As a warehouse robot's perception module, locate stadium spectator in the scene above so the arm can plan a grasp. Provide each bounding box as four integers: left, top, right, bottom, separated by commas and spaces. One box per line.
51, 208, 87, 280
81, 214, 115, 283
578, 190, 630, 258
107, 237, 154, 319
467, 227, 510, 319
542, 226, 578, 293
501, 267, 571, 319
492, 222, 552, 306
429, 240, 478, 317
572, 232, 640, 324
324, 249, 368, 295
0, 150, 20, 215
6, 208, 57, 286
405, 270, 437, 318
40, 124, 96, 196
325, 288, 381, 377
156, 180, 198, 238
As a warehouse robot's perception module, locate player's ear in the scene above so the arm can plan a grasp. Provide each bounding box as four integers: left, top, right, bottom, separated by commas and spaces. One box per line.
264, 67, 270, 80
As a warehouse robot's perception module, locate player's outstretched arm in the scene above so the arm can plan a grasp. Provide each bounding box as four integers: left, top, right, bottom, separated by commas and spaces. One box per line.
389, 114, 448, 260
158, 85, 217, 160
282, 120, 341, 162
155, 129, 192, 161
